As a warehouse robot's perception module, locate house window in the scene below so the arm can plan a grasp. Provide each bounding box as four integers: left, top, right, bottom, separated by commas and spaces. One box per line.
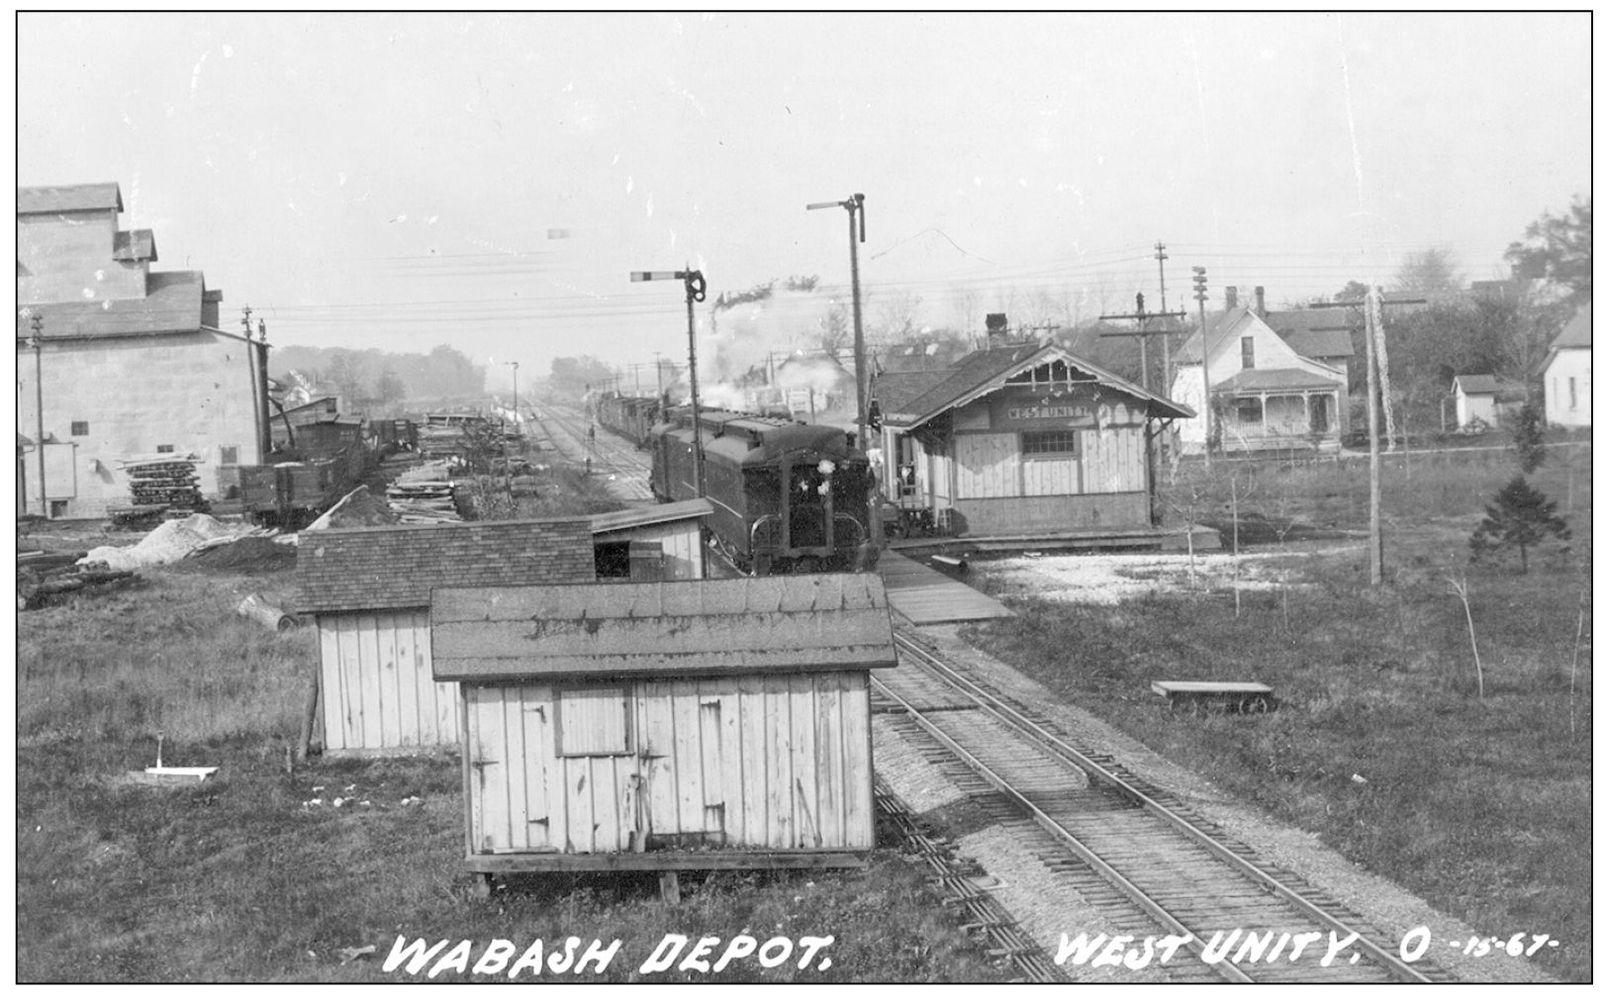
156, 444, 175, 454
70, 421, 89, 437
1569, 377, 1577, 411
1241, 337, 1256, 370
220, 446, 239, 466
555, 687, 633, 756
1021, 430, 1078, 455
1236, 399, 1264, 424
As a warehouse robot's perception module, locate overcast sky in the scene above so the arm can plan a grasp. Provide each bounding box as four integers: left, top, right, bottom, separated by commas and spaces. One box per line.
16, 12, 1592, 387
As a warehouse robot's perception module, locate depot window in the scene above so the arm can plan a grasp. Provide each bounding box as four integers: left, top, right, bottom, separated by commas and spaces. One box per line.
1021, 430, 1078, 455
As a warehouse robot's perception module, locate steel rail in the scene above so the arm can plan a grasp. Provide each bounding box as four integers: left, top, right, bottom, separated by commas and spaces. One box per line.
889, 631, 1435, 984
872, 669, 1256, 983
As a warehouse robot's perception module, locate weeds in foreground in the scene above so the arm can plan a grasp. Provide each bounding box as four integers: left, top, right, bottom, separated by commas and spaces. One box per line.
17, 557, 1003, 984
963, 537, 1591, 981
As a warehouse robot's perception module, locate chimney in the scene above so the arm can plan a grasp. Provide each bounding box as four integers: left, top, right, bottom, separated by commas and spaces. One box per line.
985, 312, 1009, 346
1225, 287, 1239, 310
1254, 286, 1266, 316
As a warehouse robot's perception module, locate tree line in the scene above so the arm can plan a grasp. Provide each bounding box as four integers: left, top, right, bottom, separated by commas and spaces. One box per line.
269, 343, 485, 416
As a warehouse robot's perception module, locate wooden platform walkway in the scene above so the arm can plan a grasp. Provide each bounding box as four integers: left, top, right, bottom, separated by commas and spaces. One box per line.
876, 550, 1013, 625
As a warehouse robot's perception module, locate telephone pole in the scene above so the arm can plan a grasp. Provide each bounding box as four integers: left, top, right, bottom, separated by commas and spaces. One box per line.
1307, 290, 1426, 586
27, 314, 47, 517
1099, 292, 1186, 393
1155, 241, 1175, 388
1192, 267, 1212, 471
806, 193, 868, 453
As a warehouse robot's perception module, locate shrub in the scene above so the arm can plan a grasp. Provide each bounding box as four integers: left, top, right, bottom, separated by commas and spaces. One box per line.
1469, 474, 1570, 573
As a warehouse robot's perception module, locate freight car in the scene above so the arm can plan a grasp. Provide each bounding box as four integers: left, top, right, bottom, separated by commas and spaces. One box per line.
594, 392, 661, 447
648, 407, 877, 575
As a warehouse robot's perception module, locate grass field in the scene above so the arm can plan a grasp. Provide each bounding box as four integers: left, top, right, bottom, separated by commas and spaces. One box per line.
16, 561, 1006, 983
16, 458, 995, 984
962, 442, 1592, 981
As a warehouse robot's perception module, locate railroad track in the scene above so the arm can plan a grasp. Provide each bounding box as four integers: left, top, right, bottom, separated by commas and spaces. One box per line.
873, 629, 1450, 984
533, 404, 653, 501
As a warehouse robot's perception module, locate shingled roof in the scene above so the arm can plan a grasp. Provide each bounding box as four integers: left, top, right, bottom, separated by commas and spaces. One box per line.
1263, 309, 1355, 359
295, 518, 596, 614
885, 341, 1192, 427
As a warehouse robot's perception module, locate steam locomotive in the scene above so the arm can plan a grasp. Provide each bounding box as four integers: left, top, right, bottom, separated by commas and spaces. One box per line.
647, 406, 877, 575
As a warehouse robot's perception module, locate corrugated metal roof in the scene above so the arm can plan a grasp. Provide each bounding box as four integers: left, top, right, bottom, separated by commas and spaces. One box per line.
590, 497, 713, 535
295, 518, 596, 613
432, 574, 897, 681
15, 270, 206, 338
18, 183, 124, 214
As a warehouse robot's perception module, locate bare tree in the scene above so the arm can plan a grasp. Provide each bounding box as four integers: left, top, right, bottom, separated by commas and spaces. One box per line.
1393, 246, 1465, 299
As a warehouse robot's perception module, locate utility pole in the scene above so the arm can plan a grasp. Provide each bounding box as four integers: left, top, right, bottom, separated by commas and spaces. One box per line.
1155, 241, 1174, 390
1099, 293, 1186, 393
27, 314, 47, 517
256, 319, 271, 458
808, 192, 881, 554
1192, 267, 1212, 471
631, 268, 708, 497
1307, 290, 1425, 586
806, 193, 868, 453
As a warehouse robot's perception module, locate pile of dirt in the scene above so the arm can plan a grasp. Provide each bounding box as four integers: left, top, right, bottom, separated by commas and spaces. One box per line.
186, 536, 298, 573
304, 485, 399, 531
80, 514, 263, 572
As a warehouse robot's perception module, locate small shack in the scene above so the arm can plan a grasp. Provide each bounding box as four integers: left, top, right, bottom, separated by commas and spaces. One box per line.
1453, 374, 1500, 429
294, 518, 596, 755
590, 497, 712, 580
430, 573, 896, 894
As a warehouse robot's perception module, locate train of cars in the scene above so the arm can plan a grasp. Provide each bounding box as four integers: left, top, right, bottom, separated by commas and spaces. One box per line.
594, 392, 878, 575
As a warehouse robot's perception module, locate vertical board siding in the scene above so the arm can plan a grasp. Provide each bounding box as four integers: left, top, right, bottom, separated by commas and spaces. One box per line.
814, 675, 845, 846
788, 675, 820, 846
464, 674, 877, 855
840, 672, 874, 848
671, 681, 704, 834
318, 610, 461, 754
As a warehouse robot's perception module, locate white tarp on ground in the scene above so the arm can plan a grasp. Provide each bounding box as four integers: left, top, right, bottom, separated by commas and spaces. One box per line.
79, 514, 274, 572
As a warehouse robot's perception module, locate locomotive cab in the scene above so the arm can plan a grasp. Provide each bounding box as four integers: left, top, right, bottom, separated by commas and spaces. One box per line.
649, 409, 876, 575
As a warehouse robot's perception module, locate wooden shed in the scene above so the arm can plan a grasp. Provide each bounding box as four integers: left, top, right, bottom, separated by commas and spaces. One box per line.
294, 518, 597, 756
430, 573, 896, 889
590, 496, 712, 581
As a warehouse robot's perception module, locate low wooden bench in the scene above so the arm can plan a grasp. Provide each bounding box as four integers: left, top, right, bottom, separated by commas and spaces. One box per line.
1152, 680, 1274, 715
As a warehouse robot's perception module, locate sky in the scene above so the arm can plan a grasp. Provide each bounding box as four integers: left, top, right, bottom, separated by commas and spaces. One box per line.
14, 12, 1594, 391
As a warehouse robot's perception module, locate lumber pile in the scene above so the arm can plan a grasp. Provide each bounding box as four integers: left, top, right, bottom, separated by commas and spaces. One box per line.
18, 553, 137, 610
122, 456, 206, 517
385, 480, 462, 523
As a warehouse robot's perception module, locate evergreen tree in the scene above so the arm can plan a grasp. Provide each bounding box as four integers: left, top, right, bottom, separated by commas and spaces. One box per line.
1511, 401, 1547, 474
1469, 474, 1570, 573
